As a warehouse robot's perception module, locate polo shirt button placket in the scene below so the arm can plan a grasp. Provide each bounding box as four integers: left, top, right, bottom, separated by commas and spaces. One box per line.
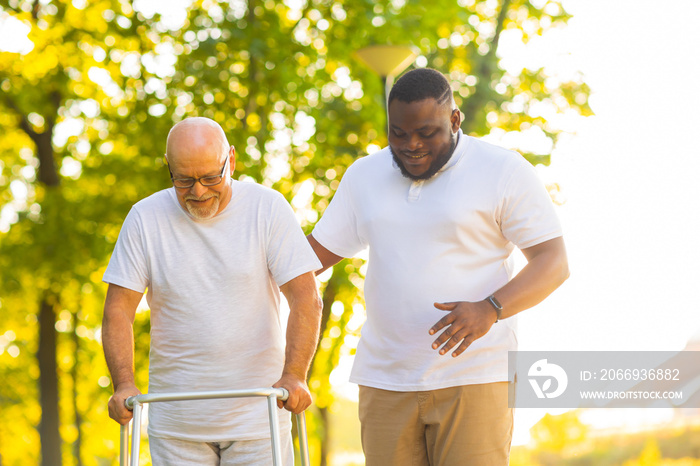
407, 180, 424, 202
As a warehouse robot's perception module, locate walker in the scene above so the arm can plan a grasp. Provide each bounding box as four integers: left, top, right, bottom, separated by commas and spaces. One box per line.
119, 387, 310, 466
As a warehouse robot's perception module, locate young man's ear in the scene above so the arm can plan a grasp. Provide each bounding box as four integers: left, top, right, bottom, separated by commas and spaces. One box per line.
451, 108, 463, 132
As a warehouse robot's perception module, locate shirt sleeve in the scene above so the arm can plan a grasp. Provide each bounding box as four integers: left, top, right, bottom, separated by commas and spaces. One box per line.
499, 159, 563, 249
310, 164, 366, 258
266, 193, 322, 287
102, 207, 150, 293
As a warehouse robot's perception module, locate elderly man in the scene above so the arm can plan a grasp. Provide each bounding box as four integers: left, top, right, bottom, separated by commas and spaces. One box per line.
308, 68, 569, 465
102, 117, 322, 465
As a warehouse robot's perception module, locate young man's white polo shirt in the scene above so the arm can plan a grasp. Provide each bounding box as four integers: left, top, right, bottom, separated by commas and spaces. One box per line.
312, 130, 563, 391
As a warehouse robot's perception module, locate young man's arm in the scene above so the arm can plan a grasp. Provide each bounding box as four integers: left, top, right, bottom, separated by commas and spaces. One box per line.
274, 271, 323, 413
430, 236, 570, 356
102, 283, 143, 425
307, 234, 344, 274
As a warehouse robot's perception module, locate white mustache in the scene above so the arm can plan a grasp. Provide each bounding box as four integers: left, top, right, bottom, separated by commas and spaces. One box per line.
185, 194, 216, 202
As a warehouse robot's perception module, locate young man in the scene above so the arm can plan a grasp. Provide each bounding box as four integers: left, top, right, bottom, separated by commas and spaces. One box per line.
102, 117, 322, 465
308, 68, 569, 465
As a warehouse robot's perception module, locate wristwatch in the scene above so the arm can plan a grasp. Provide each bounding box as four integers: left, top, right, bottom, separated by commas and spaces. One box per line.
486, 294, 503, 323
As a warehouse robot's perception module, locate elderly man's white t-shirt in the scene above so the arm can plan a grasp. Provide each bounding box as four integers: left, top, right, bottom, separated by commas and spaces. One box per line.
103, 180, 321, 441
312, 131, 563, 391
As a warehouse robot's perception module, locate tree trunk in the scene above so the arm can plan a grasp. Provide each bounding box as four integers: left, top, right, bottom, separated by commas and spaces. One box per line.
38, 297, 61, 466
310, 271, 340, 466
311, 272, 338, 371
318, 406, 329, 466
460, 0, 512, 132
27, 98, 62, 466
71, 316, 83, 466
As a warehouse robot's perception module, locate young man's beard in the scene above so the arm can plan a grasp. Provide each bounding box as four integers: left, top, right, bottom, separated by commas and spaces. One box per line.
390, 136, 458, 181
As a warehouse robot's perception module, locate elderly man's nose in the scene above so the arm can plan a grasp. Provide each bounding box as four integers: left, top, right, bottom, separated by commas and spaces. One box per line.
190, 180, 208, 196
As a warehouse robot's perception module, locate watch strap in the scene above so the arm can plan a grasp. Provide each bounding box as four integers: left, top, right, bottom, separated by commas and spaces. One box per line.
486, 294, 503, 323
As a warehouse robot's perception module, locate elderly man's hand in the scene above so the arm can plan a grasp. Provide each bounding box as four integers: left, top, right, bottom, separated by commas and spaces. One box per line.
108, 383, 142, 425
273, 373, 312, 414
429, 301, 497, 357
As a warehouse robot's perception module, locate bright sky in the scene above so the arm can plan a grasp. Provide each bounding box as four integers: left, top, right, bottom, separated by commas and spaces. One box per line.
505, 0, 700, 444
517, 0, 700, 351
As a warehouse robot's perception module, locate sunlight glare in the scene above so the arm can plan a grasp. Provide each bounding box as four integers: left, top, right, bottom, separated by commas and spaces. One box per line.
0, 13, 33, 54
59, 156, 82, 179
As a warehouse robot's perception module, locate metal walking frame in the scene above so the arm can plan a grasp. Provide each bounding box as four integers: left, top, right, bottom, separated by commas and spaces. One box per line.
119, 387, 310, 466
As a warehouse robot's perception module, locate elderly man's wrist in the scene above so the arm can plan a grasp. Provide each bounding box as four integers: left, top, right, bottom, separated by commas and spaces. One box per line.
281, 369, 307, 381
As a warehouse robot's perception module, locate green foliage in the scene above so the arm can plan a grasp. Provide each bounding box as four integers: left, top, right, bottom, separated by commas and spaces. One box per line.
0, 0, 589, 464
624, 440, 663, 466
528, 409, 589, 464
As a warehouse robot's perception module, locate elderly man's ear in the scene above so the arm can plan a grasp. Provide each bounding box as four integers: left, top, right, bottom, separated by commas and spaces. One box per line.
227, 145, 236, 173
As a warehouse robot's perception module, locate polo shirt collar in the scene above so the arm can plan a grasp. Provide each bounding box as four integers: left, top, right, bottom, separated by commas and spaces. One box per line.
437, 129, 468, 174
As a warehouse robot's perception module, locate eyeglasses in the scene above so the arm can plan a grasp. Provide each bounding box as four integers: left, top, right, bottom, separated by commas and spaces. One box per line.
169, 157, 229, 189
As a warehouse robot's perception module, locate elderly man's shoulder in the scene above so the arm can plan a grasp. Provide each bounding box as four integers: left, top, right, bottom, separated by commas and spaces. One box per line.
232, 179, 295, 209
131, 187, 176, 210
234, 179, 283, 197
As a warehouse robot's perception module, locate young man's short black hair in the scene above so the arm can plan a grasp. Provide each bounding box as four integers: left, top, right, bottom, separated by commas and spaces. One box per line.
388, 68, 453, 107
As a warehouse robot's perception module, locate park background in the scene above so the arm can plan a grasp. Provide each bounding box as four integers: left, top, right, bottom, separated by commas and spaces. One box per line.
1, 0, 700, 464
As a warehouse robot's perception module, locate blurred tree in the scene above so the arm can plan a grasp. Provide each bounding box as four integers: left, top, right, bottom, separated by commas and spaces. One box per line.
0, 0, 171, 464
530, 410, 588, 462
0, 0, 590, 464
623, 439, 663, 466
515, 424, 700, 465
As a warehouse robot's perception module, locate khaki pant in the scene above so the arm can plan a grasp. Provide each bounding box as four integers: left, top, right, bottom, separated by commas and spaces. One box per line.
359, 383, 513, 466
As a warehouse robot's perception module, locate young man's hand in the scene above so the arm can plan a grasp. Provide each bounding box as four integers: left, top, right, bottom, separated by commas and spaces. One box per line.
429, 300, 496, 357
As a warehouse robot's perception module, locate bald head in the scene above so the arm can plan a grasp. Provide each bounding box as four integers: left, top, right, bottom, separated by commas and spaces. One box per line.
165, 117, 235, 220
166, 117, 229, 166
